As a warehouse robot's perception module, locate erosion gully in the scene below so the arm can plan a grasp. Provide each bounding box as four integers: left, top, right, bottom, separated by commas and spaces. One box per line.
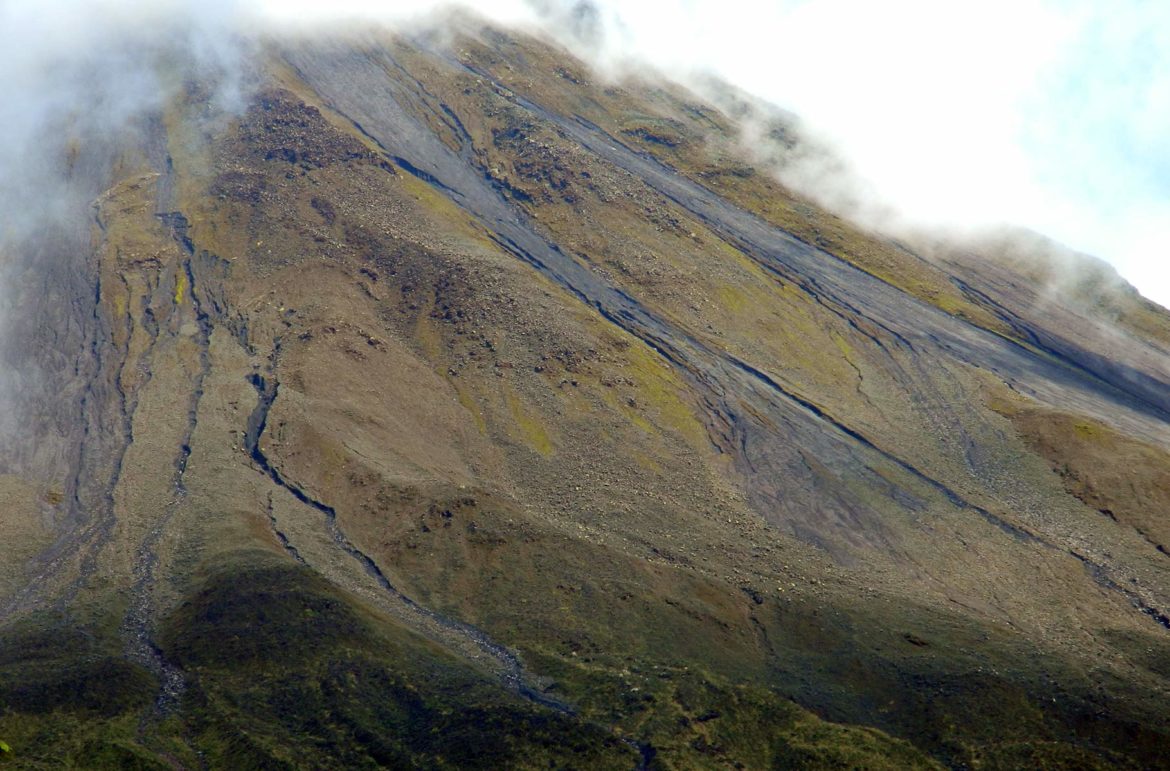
280, 43, 1170, 631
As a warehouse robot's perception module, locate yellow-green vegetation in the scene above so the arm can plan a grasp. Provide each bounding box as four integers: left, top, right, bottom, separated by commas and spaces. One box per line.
994, 401, 1170, 551
505, 387, 555, 456
523, 653, 943, 770
0, 614, 162, 769
3, 20, 1169, 771
173, 269, 186, 305
157, 557, 635, 769
712, 184, 1009, 332
617, 336, 709, 446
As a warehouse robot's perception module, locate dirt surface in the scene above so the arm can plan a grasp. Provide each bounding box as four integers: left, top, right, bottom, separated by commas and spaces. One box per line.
0, 18, 1167, 769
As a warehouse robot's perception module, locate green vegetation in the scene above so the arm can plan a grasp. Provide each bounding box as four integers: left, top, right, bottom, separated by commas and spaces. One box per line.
0, 609, 162, 769
158, 555, 634, 769
0, 559, 633, 768
3, 21, 1169, 771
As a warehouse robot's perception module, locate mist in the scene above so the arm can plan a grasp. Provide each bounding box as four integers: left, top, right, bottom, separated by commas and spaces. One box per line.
244, 0, 1170, 307
518, 1, 1168, 308
0, 0, 248, 467
1, 0, 1166, 316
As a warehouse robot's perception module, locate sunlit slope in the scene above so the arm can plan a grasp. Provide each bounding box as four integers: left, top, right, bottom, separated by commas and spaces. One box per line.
0, 18, 1167, 769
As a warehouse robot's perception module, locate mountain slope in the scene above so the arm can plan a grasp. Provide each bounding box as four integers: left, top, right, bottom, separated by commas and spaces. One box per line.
0, 17, 1167, 769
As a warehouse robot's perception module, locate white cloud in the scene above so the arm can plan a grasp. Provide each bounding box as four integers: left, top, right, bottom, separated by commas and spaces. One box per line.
249, 0, 535, 26
1, 0, 1166, 308
512, 0, 1170, 307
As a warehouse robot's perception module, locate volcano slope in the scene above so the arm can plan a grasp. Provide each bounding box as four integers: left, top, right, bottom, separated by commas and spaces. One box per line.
1, 19, 1169, 770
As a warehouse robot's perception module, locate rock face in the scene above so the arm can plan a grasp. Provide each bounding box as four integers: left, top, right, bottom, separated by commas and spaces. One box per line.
0, 20, 1168, 769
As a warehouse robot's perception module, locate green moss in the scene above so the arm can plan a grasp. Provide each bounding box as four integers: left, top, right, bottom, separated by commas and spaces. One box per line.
0, 712, 173, 770
517, 650, 941, 769
1072, 421, 1097, 439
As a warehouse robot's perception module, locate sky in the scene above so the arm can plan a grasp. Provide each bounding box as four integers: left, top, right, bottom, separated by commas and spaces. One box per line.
251, 0, 1170, 306
0, 0, 1166, 306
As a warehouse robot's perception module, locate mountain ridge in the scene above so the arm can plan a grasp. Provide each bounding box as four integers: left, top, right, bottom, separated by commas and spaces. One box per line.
0, 16, 1167, 768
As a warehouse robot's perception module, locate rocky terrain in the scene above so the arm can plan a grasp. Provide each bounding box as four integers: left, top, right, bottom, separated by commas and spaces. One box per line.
0, 17, 1167, 769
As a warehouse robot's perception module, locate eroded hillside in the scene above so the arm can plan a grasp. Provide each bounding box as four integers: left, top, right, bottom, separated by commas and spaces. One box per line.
0, 18, 1168, 769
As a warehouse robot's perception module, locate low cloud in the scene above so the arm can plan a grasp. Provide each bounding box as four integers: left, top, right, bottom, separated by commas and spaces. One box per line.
0, 0, 248, 463
1, 0, 1166, 321
0, 0, 1163, 477
0, 0, 245, 234
518, 1, 1170, 307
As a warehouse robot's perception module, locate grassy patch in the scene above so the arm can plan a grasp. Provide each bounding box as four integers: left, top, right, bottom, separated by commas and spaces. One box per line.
0, 612, 162, 769
160, 556, 633, 769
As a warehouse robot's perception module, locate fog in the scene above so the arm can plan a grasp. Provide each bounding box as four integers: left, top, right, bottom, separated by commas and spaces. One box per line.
228, 0, 1170, 307
0, 0, 1165, 308
543, 2, 1167, 307
0, 0, 247, 459
0, 0, 243, 229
